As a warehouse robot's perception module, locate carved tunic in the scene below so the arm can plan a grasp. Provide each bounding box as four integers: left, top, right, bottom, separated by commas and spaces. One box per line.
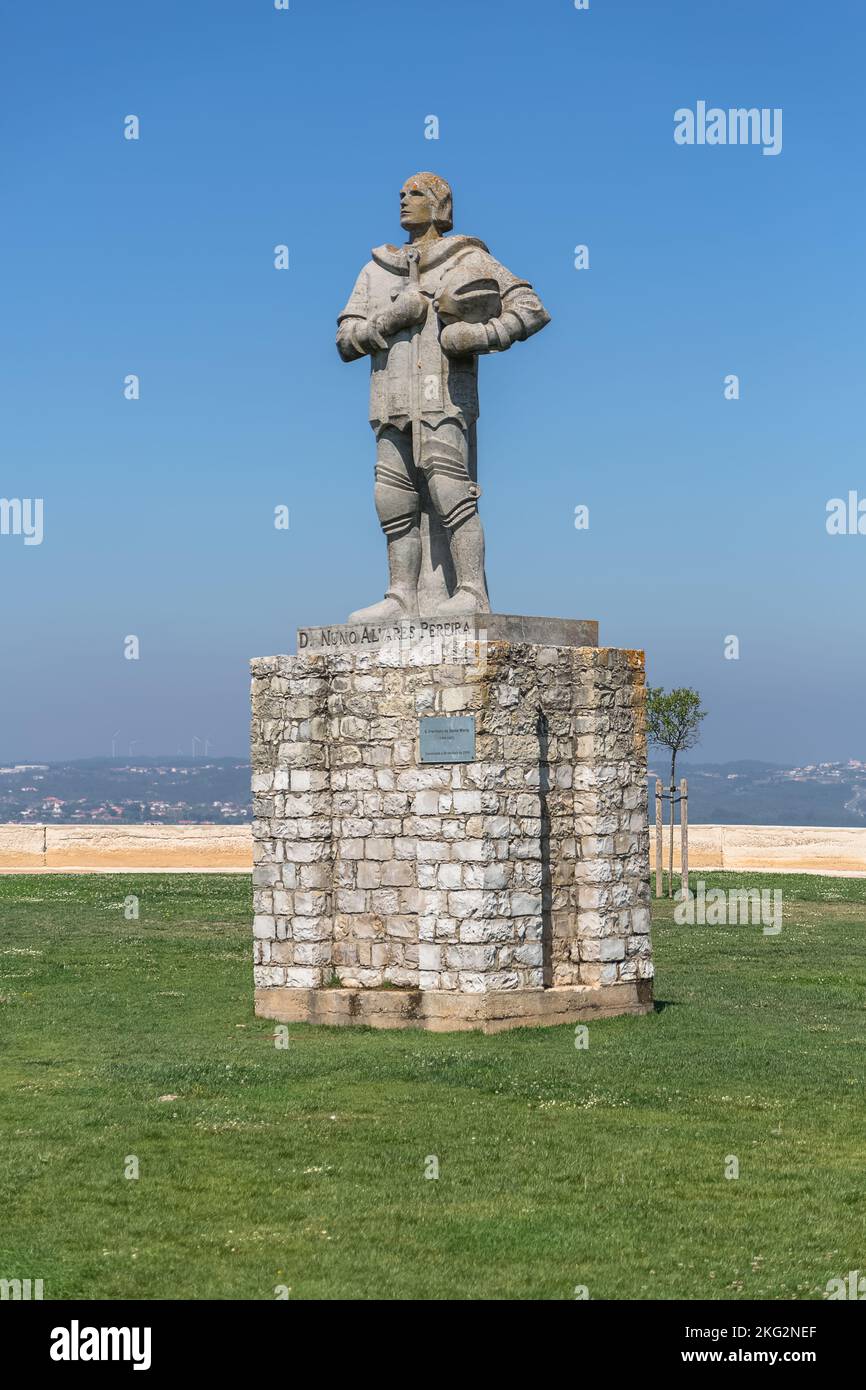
337, 234, 550, 433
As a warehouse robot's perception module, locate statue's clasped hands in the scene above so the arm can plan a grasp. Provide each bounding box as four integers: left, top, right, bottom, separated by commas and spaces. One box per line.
372, 284, 489, 354
438, 320, 488, 356
376, 288, 428, 339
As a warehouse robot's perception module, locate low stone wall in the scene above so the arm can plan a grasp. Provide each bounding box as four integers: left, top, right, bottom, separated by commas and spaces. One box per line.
1, 822, 866, 875
651, 824, 866, 875
0, 824, 251, 872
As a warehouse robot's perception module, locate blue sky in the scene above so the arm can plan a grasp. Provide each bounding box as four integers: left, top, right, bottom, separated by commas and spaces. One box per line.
1, 0, 864, 763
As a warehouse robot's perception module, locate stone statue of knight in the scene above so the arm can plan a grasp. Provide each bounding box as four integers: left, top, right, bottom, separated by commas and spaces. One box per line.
337, 172, 550, 622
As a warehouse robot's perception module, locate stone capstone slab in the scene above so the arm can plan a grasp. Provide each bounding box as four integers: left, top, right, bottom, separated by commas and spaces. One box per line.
297, 613, 598, 654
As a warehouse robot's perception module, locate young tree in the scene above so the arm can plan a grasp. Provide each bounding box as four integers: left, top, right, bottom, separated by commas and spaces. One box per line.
646, 686, 706, 893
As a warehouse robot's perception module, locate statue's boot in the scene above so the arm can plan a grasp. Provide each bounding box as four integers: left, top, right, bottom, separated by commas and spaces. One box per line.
434, 514, 491, 616
434, 585, 489, 616
348, 590, 415, 623
348, 532, 420, 624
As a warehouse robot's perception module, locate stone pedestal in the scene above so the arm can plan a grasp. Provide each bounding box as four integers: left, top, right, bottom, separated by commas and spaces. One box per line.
251, 617, 652, 1033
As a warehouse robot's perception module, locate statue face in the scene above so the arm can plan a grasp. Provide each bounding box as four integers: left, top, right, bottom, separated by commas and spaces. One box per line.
399, 177, 436, 233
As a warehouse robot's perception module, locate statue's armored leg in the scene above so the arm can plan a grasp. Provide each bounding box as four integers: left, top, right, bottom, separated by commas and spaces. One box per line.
420, 420, 490, 615
348, 426, 421, 623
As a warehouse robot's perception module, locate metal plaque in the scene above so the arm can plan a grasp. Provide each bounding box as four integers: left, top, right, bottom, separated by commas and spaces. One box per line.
419, 715, 476, 763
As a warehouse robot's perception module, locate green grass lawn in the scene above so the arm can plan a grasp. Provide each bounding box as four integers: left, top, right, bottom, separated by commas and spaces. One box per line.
1, 871, 864, 1300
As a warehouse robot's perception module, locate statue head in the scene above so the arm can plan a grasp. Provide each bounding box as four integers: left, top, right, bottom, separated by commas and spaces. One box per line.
399, 172, 453, 238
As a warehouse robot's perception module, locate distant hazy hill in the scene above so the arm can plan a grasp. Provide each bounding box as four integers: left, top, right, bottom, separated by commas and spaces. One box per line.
648, 760, 866, 827
0, 758, 250, 824
3, 755, 866, 828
